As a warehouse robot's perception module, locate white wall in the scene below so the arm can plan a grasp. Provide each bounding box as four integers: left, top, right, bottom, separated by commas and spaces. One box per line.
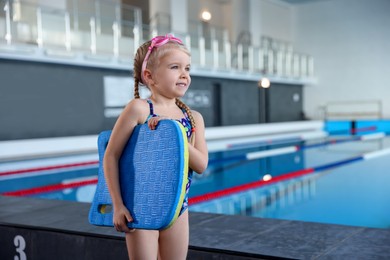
170, 0, 187, 33
188, 0, 390, 120
293, 0, 390, 119
249, 0, 263, 46
187, 0, 233, 41
187, 0, 228, 26
259, 0, 293, 42
187, 0, 294, 44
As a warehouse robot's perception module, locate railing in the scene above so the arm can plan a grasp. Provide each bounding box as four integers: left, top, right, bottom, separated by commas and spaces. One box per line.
324, 100, 383, 120
0, 0, 142, 59
0, 0, 315, 79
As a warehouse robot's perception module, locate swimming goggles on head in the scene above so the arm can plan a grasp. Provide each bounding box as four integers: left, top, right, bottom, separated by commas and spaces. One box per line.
141, 34, 183, 84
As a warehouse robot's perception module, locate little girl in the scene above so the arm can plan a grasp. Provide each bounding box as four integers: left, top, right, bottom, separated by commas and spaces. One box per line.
103, 34, 208, 259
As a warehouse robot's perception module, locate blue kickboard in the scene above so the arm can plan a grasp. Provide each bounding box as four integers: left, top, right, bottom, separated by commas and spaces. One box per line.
89, 120, 189, 230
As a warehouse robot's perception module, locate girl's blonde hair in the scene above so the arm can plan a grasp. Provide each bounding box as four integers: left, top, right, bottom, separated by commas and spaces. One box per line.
133, 37, 196, 144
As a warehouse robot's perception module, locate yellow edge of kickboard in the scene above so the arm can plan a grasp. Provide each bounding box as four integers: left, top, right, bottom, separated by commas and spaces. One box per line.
100, 204, 107, 214
165, 121, 189, 229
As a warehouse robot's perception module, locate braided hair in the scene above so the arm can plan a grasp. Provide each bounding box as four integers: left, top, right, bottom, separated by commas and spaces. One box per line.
133, 39, 196, 144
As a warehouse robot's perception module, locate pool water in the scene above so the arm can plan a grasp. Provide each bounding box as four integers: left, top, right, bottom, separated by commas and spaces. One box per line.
1, 135, 390, 229
190, 147, 390, 229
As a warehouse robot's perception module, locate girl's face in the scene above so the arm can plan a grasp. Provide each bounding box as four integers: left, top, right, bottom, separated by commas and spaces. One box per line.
149, 48, 191, 99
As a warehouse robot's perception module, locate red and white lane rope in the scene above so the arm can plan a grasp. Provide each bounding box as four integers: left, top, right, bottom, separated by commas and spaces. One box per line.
189, 147, 390, 205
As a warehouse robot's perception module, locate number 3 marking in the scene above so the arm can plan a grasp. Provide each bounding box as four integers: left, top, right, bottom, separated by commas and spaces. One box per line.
14, 235, 27, 260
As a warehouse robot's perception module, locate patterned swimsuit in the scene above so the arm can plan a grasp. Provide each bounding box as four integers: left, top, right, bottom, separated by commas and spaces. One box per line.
145, 99, 193, 215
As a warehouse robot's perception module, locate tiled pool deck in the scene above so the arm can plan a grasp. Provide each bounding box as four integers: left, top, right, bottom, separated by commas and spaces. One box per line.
1, 196, 389, 259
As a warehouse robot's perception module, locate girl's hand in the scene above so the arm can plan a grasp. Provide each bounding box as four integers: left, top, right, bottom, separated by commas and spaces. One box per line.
113, 204, 135, 233
147, 116, 169, 130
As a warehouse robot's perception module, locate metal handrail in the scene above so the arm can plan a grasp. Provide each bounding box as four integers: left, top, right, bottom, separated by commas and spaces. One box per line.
0, 0, 314, 79
324, 100, 383, 120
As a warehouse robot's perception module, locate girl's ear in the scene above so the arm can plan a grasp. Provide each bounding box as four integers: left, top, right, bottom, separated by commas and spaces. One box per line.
143, 69, 154, 85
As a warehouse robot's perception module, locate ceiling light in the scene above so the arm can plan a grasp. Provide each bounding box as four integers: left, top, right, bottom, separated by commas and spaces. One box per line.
258, 78, 271, 88
201, 10, 212, 21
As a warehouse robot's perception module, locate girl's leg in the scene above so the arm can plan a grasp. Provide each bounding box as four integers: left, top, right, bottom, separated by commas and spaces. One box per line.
158, 210, 189, 260
125, 229, 159, 260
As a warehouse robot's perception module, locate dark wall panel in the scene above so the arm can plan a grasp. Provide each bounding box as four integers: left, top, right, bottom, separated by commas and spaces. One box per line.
0, 59, 129, 140
220, 78, 260, 126
267, 83, 304, 123
0, 58, 304, 140
190, 77, 261, 127
185, 76, 217, 127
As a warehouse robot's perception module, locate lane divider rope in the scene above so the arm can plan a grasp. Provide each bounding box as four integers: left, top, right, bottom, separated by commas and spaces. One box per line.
188, 147, 390, 205
208, 132, 385, 166
2, 178, 98, 196
3, 147, 390, 199
0, 161, 99, 177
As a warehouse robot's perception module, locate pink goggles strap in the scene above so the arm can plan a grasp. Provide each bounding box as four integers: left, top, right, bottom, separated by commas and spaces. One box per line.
141, 34, 183, 84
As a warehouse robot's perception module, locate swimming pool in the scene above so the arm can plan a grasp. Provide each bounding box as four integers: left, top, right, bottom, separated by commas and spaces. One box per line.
190, 138, 390, 229
1, 127, 390, 229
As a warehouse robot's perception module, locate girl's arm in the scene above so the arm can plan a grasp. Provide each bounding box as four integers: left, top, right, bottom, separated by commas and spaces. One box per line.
103, 99, 148, 232
188, 110, 208, 174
